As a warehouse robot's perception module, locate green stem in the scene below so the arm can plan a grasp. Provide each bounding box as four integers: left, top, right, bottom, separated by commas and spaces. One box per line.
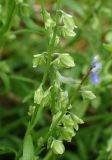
23, 0, 61, 157
30, 104, 43, 129
9, 75, 35, 84
43, 150, 54, 160
28, 0, 61, 132
36, 105, 68, 154
42, 0, 60, 86
70, 67, 91, 103
77, 68, 91, 91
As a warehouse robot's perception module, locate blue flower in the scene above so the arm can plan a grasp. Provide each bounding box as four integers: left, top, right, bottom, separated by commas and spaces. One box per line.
90, 55, 102, 85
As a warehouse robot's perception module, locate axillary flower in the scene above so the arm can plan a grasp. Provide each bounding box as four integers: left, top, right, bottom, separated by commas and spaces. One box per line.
90, 55, 102, 85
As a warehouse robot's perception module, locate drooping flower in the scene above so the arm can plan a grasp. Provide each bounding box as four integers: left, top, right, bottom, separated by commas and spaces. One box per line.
90, 55, 102, 85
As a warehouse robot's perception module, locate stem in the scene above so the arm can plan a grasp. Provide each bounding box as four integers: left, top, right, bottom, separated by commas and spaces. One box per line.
36, 105, 68, 154
43, 150, 54, 160
70, 67, 92, 103
77, 68, 91, 91
29, 0, 61, 131
10, 75, 35, 84
22, 0, 61, 157
42, 0, 60, 86
21, 2, 61, 158
30, 104, 43, 129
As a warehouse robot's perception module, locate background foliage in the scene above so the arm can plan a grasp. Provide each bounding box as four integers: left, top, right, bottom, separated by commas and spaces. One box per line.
0, 0, 112, 160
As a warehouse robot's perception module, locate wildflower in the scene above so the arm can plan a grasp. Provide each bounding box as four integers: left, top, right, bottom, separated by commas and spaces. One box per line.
90, 55, 102, 85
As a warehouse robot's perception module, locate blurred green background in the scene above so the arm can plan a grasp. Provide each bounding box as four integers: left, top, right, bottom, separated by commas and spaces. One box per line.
0, 0, 112, 159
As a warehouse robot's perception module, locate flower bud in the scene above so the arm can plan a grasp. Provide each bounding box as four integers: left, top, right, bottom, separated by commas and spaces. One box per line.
62, 26, 76, 38
51, 139, 65, 155
52, 111, 62, 125
60, 53, 75, 68
44, 10, 56, 29
62, 12, 77, 30
60, 11, 77, 38
59, 127, 76, 142
33, 53, 46, 68
71, 114, 84, 124
81, 90, 96, 100
28, 105, 36, 116
62, 114, 74, 128
41, 87, 51, 107
52, 53, 75, 68
34, 85, 44, 104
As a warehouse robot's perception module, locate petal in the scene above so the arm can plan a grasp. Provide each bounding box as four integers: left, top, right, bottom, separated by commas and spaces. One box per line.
91, 63, 102, 73
92, 55, 99, 63
91, 72, 100, 85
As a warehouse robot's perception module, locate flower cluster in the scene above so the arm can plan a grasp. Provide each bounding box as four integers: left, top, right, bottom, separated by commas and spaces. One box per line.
32, 8, 83, 156
21, 2, 84, 160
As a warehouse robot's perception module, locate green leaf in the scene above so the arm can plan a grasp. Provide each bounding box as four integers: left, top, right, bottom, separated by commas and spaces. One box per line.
22, 134, 34, 160
61, 0, 85, 17
105, 32, 112, 43
0, 0, 16, 35
103, 43, 112, 52
107, 137, 112, 152
0, 73, 10, 94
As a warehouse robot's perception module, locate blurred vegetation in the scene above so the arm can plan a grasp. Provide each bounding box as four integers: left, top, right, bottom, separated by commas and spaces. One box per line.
0, 0, 112, 160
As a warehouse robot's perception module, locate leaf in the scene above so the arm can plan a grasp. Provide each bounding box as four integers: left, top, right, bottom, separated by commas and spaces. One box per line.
61, 0, 85, 17
103, 43, 112, 52
22, 134, 34, 160
0, 0, 16, 34
0, 73, 10, 94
